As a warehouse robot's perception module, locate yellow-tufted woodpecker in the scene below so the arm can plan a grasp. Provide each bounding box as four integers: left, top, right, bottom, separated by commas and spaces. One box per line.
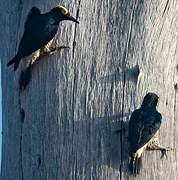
7, 5, 79, 90
128, 92, 172, 176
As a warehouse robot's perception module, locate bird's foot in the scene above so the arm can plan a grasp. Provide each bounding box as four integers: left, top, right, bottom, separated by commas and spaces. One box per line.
147, 144, 173, 159
39, 46, 69, 59
49, 46, 70, 55
160, 147, 173, 159
49, 40, 70, 54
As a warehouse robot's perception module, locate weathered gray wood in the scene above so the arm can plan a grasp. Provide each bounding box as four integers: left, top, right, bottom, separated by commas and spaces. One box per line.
0, 0, 177, 180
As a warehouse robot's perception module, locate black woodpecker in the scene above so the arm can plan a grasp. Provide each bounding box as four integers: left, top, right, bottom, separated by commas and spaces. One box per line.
7, 5, 79, 90
128, 92, 172, 176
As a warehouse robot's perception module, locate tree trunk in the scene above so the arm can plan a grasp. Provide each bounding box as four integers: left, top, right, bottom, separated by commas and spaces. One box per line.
0, 0, 177, 180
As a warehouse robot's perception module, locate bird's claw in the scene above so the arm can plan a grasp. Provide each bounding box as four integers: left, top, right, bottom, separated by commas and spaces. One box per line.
160, 147, 173, 159
49, 46, 70, 54
161, 149, 168, 159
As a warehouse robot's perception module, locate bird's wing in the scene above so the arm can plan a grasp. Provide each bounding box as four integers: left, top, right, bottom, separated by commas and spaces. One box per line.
25, 6, 41, 28
129, 109, 162, 153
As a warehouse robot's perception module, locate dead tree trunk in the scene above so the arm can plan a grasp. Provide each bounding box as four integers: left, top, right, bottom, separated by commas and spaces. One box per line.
0, 0, 177, 180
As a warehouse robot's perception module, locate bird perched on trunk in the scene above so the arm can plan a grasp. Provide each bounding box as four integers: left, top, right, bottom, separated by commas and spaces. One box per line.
128, 92, 172, 176
7, 5, 79, 90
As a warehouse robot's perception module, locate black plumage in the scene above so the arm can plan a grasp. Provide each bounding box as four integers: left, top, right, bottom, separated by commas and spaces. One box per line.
128, 92, 161, 175
24, 7, 41, 29
7, 5, 79, 89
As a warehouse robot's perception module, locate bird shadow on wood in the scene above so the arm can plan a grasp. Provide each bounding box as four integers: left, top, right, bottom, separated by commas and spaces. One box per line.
98, 64, 140, 85
39, 105, 132, 178
95, 115, 130, 171
37, 83, 132, 178
83, 112, 131, 172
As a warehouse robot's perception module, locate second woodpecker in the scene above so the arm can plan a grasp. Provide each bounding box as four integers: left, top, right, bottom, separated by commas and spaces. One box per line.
128, 92, 172, 176
7, 5, 79, 90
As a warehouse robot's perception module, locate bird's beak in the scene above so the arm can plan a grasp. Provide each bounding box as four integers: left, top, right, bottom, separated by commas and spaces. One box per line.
66, 14, 79, 24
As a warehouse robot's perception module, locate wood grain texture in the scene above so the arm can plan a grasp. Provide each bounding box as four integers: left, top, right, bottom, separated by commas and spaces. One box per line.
0, 0, 177, 180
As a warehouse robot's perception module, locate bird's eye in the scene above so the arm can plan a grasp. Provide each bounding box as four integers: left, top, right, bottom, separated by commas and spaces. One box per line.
56, 5, 69, 15
61, 8, 68, 15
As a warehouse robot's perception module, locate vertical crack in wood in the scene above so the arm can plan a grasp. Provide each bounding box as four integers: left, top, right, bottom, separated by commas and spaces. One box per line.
173, 87, 177, 158
18, 94, 24, 180
71, 67, 78, 179
72, 0, 81, 58
120, 73, 125, 180
71, 2, 81, 176
120, 1, 138, 179
19, 122, 24, 180
162, 0, 170, 17
37, 155, 41, 168
18, 66, 25, 180
20, 108, 25, 123
17, 2, 24, 179
71, 68, 77, 125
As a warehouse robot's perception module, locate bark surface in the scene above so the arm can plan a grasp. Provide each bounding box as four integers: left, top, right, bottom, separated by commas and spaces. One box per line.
0, 0, 178, 180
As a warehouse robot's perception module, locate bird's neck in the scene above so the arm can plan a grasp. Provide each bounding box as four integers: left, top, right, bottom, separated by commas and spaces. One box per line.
141, 104, 157, 110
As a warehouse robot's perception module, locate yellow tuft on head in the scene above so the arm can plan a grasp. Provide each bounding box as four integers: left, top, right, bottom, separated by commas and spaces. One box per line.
56, 5, 68, 15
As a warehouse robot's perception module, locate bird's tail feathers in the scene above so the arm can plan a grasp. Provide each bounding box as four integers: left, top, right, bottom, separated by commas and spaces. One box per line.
19, 65, 32, 90
129, 154, 142, 176
7, 55, 21, 71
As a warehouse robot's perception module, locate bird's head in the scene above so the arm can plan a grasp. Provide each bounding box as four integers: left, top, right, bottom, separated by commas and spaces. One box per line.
50, 5, 79, 23
141, 92, 159, 108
